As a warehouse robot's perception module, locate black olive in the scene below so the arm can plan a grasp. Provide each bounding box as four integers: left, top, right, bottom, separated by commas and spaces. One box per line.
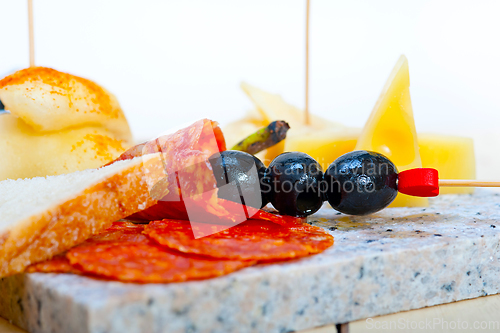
324, 150, 398, 215
0, 99, 4, 110
209, 150, 268, 209
267, 152, 324, 217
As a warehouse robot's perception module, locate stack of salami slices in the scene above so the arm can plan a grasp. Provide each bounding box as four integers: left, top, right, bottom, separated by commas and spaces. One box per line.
27, 119, 334, 283
28, 217, 333, 283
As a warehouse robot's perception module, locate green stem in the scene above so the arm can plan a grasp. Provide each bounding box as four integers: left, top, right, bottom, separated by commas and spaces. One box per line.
231, 120, 290, 155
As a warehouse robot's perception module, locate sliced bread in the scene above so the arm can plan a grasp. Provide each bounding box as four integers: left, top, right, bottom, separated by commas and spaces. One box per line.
0, 156, 162, 277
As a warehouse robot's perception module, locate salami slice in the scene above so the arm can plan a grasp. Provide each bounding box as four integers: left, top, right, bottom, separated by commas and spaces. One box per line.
83, 221, 151, 244
26, 254, 83, 275
28, 221, 254, 283
144, 219, 334, 261
67, 243, 254, 283
26, 221, 148, 275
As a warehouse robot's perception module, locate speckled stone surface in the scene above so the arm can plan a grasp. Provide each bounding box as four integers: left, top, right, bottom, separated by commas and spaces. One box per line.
2, 190, 500, 333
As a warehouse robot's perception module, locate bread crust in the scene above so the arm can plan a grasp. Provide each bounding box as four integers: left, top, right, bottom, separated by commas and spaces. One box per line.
0, 158, 162, 277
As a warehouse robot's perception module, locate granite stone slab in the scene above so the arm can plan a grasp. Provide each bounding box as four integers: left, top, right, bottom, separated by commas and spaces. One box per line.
1, 190, 500, 333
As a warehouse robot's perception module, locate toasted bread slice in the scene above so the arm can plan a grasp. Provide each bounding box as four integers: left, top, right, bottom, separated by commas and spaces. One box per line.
0, 156, 161, 277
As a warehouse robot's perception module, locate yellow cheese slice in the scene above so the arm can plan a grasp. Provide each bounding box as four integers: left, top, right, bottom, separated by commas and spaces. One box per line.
284, 127, 361, 170
419, 133, 476, 194
355, 55, 428, 207
285, 130, 475, 194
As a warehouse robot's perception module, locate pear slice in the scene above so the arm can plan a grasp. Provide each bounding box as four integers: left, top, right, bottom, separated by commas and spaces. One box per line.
239, 82, 346, 164
355, 55, 428, 207
240, 82, 302, 126
240, 82, 343, 131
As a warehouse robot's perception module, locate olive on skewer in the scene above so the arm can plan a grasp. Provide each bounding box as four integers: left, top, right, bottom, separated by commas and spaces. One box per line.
210, 148, 490, 218
209, 150, 269, 209
267, 152, 324, 217
210, 150, 401, 217
323, 151, 398, 215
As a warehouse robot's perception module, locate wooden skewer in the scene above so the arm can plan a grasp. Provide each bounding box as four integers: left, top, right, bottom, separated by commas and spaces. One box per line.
304, 0, 310, 125
439, 180, 500, 188
399, 169, 500, 196
28, 0, 35, 67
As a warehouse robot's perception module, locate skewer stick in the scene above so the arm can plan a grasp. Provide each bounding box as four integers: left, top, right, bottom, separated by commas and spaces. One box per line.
304, 0, 310, 125
28, 0, 35, 67
399, 169, 500, 196
439, 180, 500, 188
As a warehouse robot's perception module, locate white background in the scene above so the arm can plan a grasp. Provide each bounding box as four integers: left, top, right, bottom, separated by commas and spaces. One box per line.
1, 0, 499, 176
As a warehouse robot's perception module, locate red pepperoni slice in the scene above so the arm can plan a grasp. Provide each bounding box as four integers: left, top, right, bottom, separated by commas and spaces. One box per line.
82, 221, 151, 244
144, 219, 334, 261
26, 221, 148, 275
29, 221, 254, 283
26, 254, 83, 275
66, 243, 254, 283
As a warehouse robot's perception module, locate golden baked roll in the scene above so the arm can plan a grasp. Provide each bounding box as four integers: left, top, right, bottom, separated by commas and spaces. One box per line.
0, 67, 133, 180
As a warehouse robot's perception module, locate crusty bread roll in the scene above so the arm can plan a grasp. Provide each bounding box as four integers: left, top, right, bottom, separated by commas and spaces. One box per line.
0, 156, 163, 277
0, 67, 133, 181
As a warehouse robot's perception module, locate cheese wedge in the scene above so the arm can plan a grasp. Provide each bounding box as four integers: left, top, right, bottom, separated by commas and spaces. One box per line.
355, 55, 427, 207
419, 133, 475, 194
225, 80, 476, 206
286, 132, 475, 194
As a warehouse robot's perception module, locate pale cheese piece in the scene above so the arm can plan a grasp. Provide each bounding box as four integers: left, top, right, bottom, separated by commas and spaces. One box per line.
284, 127, 361, 170
354, 55, 427, 207
419, 133, 476, 194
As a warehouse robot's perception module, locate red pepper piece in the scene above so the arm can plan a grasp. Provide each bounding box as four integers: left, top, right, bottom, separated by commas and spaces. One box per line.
398, 168, 439, 197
